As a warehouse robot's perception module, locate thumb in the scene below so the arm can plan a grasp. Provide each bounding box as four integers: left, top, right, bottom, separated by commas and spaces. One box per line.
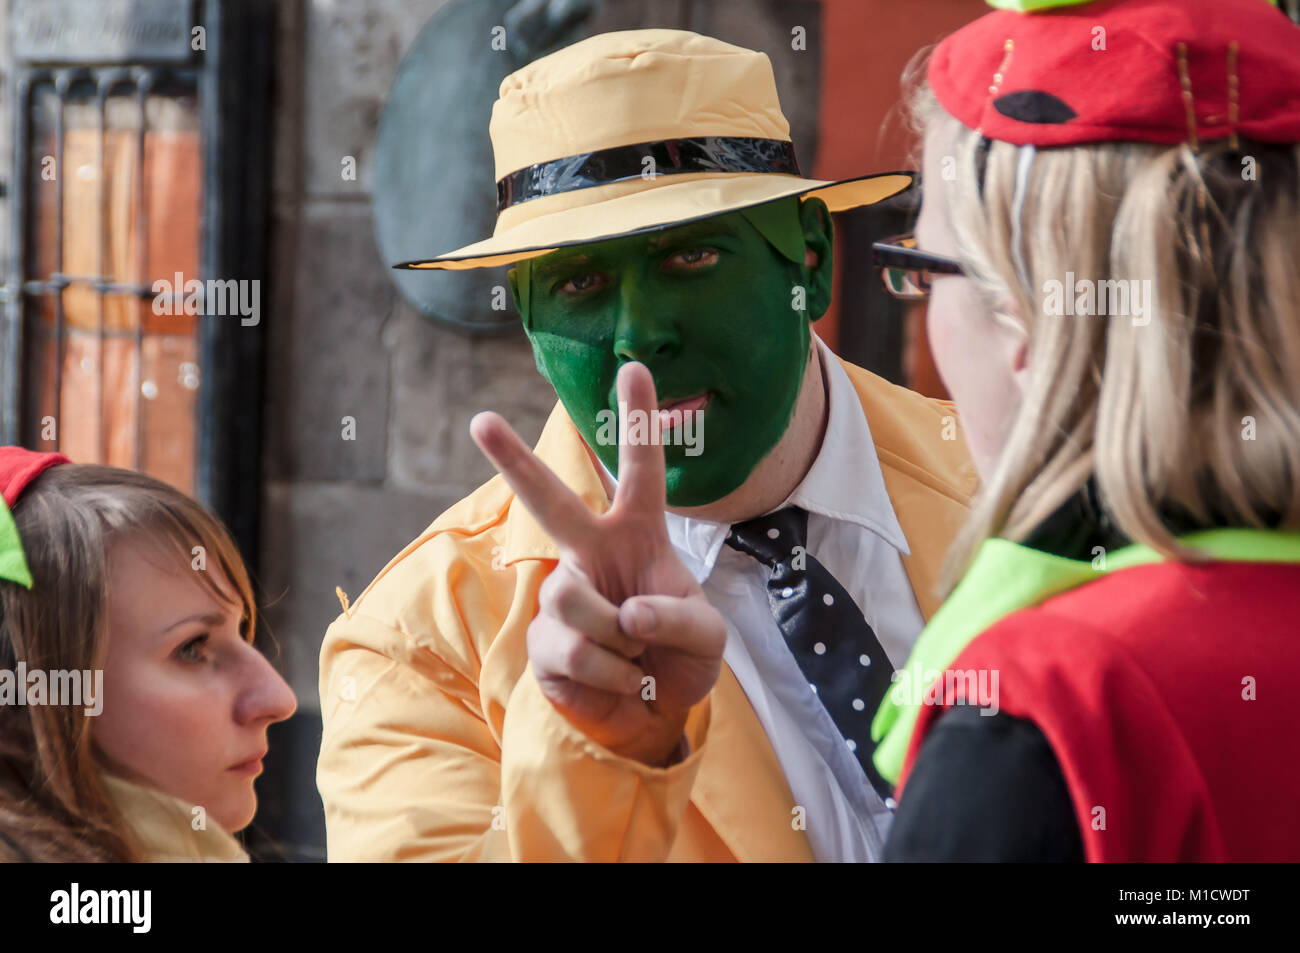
618, 593, 727, 657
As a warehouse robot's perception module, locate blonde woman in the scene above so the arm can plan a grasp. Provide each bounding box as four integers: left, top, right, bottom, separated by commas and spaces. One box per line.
0, 448, 296, 861
870, 0, 1300, 861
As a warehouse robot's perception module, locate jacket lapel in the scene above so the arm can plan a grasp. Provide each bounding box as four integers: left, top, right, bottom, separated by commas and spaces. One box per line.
688, 666, 816, 861
500, 401, 611, 566
881, 468, 972, 620
838, 358, 978, 620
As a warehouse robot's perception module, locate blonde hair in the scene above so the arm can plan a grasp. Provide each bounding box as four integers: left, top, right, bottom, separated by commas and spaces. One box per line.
906, 72, 1300, 591
0, 465, 256, 861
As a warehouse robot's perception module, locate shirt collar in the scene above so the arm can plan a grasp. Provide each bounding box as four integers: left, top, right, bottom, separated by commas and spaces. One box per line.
664, 336, 911, 583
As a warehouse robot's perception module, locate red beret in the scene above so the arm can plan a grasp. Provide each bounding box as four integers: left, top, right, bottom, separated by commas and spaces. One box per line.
0, 446, 69, 509
930, 0, 1300, 148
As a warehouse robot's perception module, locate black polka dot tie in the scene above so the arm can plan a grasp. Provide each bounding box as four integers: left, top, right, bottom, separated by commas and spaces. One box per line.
726, 506, 896, 802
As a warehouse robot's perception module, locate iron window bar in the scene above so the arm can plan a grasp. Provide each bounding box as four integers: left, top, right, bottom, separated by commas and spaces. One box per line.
14, 64, 195, 471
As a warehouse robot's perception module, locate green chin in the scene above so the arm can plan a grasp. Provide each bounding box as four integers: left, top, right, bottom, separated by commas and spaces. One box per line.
663, 438, 766, 508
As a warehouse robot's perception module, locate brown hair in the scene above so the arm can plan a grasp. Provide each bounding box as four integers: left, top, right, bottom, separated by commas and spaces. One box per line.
0, 465, 255, 861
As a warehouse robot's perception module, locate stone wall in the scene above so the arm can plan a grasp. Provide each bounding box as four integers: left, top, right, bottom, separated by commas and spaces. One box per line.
259, 0, 556, 858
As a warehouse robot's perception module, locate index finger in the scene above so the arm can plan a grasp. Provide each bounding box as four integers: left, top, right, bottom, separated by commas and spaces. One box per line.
611, 361, 667, 516
469, 411, 598, 555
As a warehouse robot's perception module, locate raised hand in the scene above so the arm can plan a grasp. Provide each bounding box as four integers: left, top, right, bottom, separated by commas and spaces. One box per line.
470, 362, 726, 766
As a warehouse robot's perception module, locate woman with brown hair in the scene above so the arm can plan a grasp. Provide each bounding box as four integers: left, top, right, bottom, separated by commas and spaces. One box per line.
0, 448, 296, 861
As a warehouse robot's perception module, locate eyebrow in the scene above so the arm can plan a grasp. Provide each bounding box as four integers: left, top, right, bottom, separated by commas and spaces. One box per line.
648, 220, 737, 249
161, 611, 228, 635
531, 221, 738, 285
533, 253, 593, 283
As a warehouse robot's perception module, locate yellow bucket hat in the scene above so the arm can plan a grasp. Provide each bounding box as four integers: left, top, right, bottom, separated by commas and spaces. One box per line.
395, 29, 914, 271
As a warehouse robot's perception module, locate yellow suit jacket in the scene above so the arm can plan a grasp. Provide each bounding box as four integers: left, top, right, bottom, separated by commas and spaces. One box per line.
317, 358, 978, 861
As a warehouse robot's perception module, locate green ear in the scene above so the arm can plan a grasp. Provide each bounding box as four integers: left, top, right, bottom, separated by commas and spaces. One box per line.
737, 196, 834, 321
796, 197, 834, 322
738, 198, 807, 265
0, 497, 33, 589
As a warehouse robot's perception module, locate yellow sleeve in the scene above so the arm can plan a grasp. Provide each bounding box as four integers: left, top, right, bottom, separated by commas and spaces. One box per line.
501, 664, 710, 861
317, 609, 711, 862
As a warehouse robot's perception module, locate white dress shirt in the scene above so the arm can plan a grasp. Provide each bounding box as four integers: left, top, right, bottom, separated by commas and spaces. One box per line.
663, 336, 927, 862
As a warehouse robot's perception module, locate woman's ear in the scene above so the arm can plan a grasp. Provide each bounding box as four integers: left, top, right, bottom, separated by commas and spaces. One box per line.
797, 197, 834, 321
992, 303, 1031, 397
1010, 337, 1031, 397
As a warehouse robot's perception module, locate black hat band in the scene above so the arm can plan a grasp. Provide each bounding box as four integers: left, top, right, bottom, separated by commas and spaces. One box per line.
496, 136, 802, 212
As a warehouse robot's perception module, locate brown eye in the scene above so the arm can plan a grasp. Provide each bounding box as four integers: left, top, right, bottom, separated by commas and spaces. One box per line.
664, 248, 719, 270
558, 273, 606, 294
177, 634, 210, 663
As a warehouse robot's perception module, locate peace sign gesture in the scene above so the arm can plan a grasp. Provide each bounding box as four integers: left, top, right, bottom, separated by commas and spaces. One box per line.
470, 362, 726, 767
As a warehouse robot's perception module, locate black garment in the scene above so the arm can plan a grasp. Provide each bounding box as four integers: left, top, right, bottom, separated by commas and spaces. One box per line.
884, 706, 1084, 862
885, 479, 1120, 863
884, 477, 1282, 862
725, 506, 897, 801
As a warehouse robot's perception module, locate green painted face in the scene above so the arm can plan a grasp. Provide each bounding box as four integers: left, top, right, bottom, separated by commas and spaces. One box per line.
511, 197, 834, 507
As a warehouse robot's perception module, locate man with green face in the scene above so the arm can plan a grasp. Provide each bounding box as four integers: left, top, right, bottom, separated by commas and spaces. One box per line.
513, 197, 825, 508
317, 29, 977, 862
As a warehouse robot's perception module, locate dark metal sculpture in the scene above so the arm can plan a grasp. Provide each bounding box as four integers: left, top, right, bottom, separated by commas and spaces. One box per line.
372, 0, 595, 334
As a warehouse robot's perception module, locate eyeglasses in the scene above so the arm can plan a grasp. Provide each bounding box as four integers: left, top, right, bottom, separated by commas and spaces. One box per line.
871, 235, 966, 301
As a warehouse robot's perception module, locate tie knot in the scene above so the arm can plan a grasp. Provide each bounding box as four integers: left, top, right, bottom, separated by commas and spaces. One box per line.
725, 506, 808, 568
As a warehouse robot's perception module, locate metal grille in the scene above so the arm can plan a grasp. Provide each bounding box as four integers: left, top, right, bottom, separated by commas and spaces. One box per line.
15, 66, 202, 490
1, 0, 272, 564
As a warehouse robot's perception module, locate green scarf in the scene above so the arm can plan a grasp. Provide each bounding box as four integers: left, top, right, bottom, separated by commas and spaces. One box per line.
871, 527, 1300, 783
